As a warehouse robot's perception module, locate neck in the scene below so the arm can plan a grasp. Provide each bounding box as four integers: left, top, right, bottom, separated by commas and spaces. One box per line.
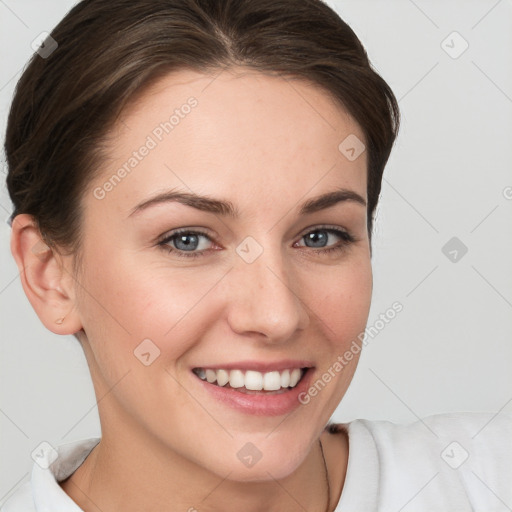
61, 344, 349, 511
60, 420, 340, 512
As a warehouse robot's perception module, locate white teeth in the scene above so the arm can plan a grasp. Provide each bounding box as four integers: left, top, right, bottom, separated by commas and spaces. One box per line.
281, 369, 290, 388
216, 369, 229, 387
229, 369, 244, 388
195, 367, 306, 391
289, 368, 301, 387
245, 370, 263, 390
263, 371, 281, 391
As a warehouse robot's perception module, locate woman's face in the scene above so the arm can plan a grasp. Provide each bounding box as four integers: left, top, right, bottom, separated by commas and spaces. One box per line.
71, 67, 372, 480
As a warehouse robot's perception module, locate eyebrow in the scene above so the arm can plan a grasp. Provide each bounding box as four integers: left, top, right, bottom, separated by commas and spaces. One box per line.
129, 187, 366, 218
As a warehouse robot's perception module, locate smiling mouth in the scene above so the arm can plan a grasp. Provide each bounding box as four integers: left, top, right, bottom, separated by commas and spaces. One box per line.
192, 367, 309, 394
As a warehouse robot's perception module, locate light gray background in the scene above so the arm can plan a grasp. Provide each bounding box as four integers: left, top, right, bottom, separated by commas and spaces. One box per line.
1, 0, 511, 503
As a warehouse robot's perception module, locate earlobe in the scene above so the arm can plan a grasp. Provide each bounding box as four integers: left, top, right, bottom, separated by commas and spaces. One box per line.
10, 214, 83, 335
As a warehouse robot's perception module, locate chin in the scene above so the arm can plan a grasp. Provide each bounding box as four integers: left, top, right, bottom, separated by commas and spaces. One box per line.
204, 436, 311, 483
226, 459, 304, 483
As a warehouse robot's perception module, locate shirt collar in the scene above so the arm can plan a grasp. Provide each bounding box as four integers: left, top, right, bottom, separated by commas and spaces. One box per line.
31, 437, 100, 512
335, 420, 380, 510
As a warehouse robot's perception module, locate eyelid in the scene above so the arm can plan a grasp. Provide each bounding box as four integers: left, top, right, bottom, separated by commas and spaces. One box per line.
297, 223, 351, 238
157, 224, 356, 259
156, 226, 215, 244
157, 224, 352, 244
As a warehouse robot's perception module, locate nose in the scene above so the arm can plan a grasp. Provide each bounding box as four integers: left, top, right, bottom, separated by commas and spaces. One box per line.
225, 242, 310, 344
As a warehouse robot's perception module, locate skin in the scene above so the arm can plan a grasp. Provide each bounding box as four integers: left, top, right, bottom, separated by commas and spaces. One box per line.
11, 66, 372, 511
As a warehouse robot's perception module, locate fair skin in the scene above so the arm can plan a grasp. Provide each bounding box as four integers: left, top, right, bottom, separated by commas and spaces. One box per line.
11, 67, 371, 511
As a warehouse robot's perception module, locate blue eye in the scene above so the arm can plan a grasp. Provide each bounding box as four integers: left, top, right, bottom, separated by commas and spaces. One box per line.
296, 227, 355, 254
158, 229, 212, 258
157, 226, 355, 259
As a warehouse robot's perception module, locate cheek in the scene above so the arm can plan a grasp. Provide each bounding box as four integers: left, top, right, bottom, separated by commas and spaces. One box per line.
73, 240, 372, 477
284, 257, 372, 429
77, 241, 372, 365
307, 256, 372, 393
75, 248, 230, 367
307, 256, 373, 344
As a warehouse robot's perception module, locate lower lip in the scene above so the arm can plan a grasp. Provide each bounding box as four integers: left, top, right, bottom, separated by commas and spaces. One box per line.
194, 369, 314, 416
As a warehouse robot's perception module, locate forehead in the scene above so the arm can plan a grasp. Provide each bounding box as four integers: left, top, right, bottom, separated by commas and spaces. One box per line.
91, 67, 367, 215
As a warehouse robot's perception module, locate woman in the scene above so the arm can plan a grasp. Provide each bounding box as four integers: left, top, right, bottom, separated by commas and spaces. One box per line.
2, 0, 511, 510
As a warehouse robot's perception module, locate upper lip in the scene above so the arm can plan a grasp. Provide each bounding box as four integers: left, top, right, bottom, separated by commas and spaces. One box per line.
192, 360, 314, 373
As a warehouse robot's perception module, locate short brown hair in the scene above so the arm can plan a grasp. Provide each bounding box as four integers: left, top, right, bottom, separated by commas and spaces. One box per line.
5, 0, 400, 251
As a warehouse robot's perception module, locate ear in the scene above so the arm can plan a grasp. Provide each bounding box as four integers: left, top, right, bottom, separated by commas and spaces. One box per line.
10, 214, 83, 335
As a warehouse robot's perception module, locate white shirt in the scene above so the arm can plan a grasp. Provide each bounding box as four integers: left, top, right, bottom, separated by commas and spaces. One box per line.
2, 412, 511, 511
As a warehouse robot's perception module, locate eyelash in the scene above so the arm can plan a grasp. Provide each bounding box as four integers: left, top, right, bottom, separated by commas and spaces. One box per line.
157, 226, 356, 259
